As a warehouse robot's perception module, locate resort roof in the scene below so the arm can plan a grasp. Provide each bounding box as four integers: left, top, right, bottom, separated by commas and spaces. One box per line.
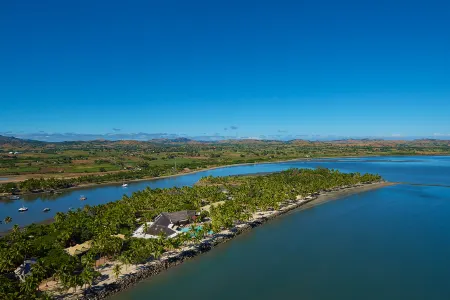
153, 213, 172, 227
161, 210, 196, 224
146, 224, 177, 237
132, 210, 197, 239
64, 241, 92, 256
201, 201, 225, 212
112, 234, 126, 240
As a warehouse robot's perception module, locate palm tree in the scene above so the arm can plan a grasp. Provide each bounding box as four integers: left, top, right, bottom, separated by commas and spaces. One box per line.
54, 212, 65, 225
113, 263, 122, 279
0, 251, 16, 273
143, 222, 149, 235
118, 253, 132, 271
19, 275, 39, 297
30, 262, 47, 291
151, 243, 164, 260
10, 224, 21, 243
4, 216, 12, 224
80, 265, 99, 289
81, 252, 95, 268
0, 166, 384, 296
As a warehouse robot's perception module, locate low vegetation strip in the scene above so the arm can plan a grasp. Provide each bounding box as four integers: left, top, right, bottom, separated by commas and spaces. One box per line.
0, 168, 383, 299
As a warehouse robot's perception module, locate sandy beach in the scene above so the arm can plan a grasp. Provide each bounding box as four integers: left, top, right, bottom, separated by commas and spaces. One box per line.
44, 181, 395, 300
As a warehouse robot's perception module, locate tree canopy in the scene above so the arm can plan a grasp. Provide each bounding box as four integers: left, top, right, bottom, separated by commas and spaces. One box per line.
0, 168, 382, 299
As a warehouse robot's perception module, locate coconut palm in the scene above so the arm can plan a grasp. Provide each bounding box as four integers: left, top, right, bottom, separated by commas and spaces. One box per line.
80, 266, 99, 289
19, 275, 39, 297
0, 167, 383, 298
113, 264, 122, 279
118, 253, 132, 271
143, 222, 149, 234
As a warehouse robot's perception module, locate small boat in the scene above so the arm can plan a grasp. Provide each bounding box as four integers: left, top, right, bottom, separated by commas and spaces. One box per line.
43, 208, 50, 212
80, 195, 87, 201
18, 205, 28, 212
122, 183, 128, 187
10, 195, 21, 200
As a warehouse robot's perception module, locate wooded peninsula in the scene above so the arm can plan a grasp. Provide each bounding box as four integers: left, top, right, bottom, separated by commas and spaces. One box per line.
0, 168, 383, 299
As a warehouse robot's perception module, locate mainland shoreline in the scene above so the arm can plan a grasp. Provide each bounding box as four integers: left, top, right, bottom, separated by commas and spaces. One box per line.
0, 158, 386, 237
0, 153, 431, 198
48, 181, 396, 300
0, 157, 312, 198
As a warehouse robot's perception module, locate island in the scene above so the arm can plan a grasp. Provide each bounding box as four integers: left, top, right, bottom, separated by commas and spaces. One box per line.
0, 168, 391, 299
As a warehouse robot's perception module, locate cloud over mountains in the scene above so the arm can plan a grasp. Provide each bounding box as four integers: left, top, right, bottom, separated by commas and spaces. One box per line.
1, 131, 448, 143
0, 132, 240, 142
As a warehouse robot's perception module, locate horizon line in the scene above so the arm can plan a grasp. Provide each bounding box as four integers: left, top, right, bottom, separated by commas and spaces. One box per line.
1, 132, 450, 143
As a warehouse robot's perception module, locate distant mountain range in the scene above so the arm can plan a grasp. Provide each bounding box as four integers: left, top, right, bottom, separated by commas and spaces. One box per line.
0, 135, 45, 146
2, 132, 449, 143
1, 134, 449, 148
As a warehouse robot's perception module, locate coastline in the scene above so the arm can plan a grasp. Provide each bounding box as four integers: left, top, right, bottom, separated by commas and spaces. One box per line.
49, 181, 396, 300
0, 157, 310, 198
0, 158, 388, 237
0, 153, 433, 198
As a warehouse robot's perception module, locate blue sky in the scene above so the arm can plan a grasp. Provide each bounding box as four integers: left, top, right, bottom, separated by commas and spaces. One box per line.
1, 0, 449, 141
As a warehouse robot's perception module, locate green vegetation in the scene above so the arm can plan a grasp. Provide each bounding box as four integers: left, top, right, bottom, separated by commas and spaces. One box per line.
0, 137, 448, 195
0, 168, 382, 299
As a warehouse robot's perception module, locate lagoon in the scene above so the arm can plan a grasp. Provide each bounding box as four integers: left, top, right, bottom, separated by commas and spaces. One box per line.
2, 156, 450, 298
109, 156, 450, 300
1, 156, 450, 231
112, 184, 450, 300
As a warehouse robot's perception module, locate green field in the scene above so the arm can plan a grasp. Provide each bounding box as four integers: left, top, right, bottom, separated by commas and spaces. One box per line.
0, 137, 449, 193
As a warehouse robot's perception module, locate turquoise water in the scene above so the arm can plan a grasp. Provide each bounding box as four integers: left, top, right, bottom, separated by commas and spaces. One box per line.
107, 156, 450, 300
179, 226, 213, 237
179, 226, 202, 233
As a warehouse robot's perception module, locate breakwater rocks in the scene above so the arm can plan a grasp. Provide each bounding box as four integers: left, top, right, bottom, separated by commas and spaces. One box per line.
79, 221, 270, 299
77, 181, 388, 300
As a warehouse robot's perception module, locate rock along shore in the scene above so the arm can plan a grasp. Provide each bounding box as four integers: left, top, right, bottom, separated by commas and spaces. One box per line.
62, 181, 395, 300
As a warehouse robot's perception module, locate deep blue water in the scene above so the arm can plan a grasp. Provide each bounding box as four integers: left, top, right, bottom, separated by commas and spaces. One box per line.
2, 156, 450, 298
1, 156, 449, 231
107, 155, 450, 300
112, 185, 450, 300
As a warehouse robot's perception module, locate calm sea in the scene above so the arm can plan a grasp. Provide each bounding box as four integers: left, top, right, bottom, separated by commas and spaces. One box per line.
2, 156, 450, 298
105, 156, 450, 300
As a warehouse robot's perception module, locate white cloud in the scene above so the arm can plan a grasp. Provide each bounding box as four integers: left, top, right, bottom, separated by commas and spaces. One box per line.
433, 133, 450, 136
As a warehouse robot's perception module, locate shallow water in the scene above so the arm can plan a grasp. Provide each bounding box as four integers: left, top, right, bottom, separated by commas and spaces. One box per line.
1, 156, 449, 231
108, 156, 450, 300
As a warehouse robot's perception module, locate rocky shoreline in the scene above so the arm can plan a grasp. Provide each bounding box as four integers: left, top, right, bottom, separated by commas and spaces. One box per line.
57, 181, 394, 300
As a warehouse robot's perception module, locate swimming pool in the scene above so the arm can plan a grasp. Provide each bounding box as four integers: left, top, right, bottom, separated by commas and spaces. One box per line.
180, 226, 202, 233
179, 226, 213, 235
